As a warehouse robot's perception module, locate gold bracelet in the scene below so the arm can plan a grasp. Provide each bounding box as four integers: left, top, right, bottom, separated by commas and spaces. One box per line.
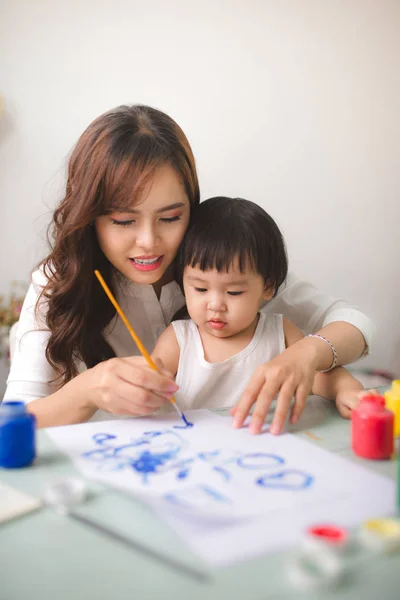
306, 334, 338, 372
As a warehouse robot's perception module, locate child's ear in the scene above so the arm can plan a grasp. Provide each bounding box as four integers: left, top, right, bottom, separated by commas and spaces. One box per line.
263, 283, 275, 302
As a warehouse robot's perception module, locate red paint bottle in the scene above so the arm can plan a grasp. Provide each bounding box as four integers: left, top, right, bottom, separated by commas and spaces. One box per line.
352, 394, 394, 459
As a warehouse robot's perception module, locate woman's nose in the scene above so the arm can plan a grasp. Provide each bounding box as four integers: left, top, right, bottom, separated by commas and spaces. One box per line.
135, 225, 158, 250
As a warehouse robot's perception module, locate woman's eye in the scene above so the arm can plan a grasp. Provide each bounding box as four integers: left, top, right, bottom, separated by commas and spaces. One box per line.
111, 219, 135, 227
160, 216, 181, 223
194, 287, 207, 293
227, 291, 244, 296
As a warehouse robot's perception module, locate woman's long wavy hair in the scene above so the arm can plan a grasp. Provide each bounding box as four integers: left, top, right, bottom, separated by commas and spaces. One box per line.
39, 105, 199, 384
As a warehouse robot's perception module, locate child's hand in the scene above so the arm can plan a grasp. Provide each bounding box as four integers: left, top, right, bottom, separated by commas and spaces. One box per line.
335, 388, 379, 418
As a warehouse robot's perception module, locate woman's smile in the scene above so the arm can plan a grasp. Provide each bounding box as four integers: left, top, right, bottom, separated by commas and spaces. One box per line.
129, 255, 164, 272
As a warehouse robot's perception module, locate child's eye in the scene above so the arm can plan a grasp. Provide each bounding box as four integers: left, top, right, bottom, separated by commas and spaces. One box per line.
194, 287, 207, 293
160, 216, 181, 223
111, 219, 135, 227
227, 291, 244, 296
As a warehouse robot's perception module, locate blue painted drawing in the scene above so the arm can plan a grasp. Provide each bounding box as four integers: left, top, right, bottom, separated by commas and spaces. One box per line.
82, 429, 184, 482
81, 428, 315, 504
165, 484, 231, 507
236, 452, 285, 470
256, 469, 313, 490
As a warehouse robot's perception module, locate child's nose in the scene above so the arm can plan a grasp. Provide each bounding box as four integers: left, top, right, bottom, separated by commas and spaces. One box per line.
208, 295, 227, 312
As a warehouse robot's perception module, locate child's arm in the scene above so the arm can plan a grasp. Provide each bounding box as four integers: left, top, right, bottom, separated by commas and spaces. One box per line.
151, 325, 181, 378
283, 318, 363, 419
312, 369, 364, 418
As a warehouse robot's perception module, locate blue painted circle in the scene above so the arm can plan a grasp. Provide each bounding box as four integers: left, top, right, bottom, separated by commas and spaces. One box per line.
236, 452, 285, 469
256, 469, 314, 490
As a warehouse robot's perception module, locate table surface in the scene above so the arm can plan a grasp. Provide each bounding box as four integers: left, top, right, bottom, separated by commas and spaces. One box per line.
1, 392, 399, 600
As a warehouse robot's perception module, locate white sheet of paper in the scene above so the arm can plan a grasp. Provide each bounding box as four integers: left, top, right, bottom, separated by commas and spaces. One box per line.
47, 410, 396, 564
0, 482, 42, 523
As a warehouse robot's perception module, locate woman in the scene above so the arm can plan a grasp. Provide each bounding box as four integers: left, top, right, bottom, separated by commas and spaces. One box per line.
4, 105, 372, 432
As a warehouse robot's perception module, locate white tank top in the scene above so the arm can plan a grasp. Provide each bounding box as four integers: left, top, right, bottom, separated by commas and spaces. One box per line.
171, 312, 285, 411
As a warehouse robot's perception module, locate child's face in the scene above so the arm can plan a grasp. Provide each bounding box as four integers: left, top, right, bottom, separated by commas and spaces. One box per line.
183, 260, 274, 338
95, 164, 190, 286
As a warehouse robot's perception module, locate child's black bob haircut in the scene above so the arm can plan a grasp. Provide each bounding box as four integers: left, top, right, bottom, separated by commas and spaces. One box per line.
178, 196, 288, 296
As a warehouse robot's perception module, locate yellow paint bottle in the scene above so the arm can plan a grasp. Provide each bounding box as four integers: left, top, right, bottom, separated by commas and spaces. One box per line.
384, 380, 400, 437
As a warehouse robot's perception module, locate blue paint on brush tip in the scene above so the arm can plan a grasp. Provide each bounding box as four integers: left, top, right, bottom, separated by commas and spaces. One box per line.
173, 414, 194, 429
182, 414, 193, 428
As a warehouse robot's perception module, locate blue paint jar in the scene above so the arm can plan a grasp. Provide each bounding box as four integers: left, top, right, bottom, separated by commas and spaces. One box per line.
0, 401, 36, 468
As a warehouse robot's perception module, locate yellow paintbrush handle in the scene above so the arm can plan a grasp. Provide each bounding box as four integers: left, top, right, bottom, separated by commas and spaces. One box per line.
94, 270, 177, 406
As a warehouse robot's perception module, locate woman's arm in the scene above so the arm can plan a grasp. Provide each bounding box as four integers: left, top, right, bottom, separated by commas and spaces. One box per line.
3, 272, 95, 426
25, 354, 180, 428
280, 321, 365, 416
4, 271, 178, 428
271, 321, 366, 376
232, 317, 365, 435
26, 372, 98, 428
4, 270, 58, 403
232, 274, 375, 435
264, 272, 374, 364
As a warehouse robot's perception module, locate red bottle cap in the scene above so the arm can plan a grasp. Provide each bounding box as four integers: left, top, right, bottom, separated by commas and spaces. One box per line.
307, 525, 348, 546
360, 393, 385, 407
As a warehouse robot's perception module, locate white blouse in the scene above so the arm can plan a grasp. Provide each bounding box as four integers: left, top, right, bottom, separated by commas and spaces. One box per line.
3, 268, 374, 403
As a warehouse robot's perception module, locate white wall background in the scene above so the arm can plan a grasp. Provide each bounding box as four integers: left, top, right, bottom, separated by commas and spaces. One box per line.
0, 0, 399, 394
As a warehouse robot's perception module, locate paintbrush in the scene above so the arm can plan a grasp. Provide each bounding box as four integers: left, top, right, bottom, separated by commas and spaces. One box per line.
94, 269, 190, 427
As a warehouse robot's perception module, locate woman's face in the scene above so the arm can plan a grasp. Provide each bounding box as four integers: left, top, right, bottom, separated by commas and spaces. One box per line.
95, 164, 190, 286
